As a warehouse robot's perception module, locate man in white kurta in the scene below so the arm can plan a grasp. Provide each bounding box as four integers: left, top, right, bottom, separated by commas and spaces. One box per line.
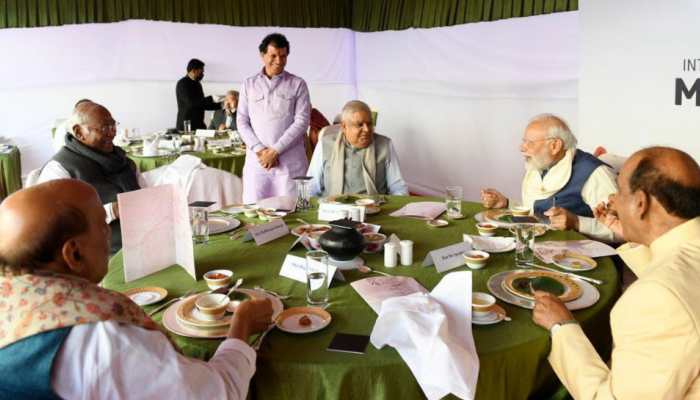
237, 33, 311, 203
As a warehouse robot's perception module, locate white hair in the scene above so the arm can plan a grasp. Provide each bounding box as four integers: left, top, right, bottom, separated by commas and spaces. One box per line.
67, 107, 91, 137
528, 113, 577, 150
226, 90, 239, 99
341, 100, 371, 123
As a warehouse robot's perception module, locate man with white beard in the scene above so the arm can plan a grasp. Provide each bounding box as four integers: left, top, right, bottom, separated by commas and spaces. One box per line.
480, 114, 619, 241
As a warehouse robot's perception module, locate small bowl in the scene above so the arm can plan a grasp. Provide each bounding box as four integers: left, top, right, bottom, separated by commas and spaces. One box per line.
203, 269, 233, 290
355, 198, 376, 207
472, 292, 496, 317
463, 250, 490, 269
195, 293, 230, 321
510, 206, 530, 216
243, 205, 259, 218
476, 222, 498, 237
363, 232, 387, 253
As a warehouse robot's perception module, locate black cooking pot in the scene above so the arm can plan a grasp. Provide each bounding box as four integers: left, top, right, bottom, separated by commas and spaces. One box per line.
319, 218, 365, 261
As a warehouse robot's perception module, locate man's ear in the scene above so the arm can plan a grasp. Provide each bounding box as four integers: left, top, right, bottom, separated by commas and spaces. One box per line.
72, 125, 84, 140
632, 189, 650, 220
61, 238, 84, 275
550, 138, 564, 156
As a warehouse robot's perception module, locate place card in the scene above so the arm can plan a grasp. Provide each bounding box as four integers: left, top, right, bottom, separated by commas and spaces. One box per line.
422, 241, 473, 273
318, 202, 365, 222
278, 255, 343, 286
195, 129, 216, 137
207, 138, 232, 148
248, 219, 289, 246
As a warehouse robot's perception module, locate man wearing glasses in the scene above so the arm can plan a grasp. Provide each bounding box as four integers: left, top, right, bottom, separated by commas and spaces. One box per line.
480, 114, 619, 241
38, 101, 144, 254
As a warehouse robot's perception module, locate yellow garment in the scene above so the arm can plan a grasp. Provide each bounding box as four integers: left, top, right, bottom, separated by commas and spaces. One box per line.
548, 217, 700, 399
520, 148, 618, 242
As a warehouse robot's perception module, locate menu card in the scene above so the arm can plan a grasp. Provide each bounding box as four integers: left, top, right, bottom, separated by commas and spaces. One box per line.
389, 202, 446, 220
118, 184, 195, 282
351, 276, 428, 314
534, 239, 618, 263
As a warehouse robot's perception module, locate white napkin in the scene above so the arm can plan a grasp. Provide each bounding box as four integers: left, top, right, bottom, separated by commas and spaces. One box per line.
389, 201, 446, 220
370, 271, 479, 400
463, 234, 516, 253
257, 195, 297, 212
147, 154, 203, 196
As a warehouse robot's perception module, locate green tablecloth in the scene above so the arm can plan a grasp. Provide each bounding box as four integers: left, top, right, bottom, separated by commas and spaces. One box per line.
103, 196, 619, 400
0, 146, 22, 200
128, 150, 245, 177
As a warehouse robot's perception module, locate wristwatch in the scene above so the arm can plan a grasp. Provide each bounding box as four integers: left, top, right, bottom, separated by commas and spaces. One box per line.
550, 319, 579, 335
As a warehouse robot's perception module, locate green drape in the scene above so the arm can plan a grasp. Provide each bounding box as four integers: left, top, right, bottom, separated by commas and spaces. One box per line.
0, 0, 577, 31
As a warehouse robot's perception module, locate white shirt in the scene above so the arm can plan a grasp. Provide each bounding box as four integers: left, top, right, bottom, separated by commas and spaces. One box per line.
52, 321, 256, 400
306, 138, 409, 197
37, 160, 148, 224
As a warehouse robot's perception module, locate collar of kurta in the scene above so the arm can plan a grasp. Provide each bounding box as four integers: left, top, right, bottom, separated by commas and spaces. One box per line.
259, 68, 288, 82
617, 217, 700, 278
521, 148, 575, 208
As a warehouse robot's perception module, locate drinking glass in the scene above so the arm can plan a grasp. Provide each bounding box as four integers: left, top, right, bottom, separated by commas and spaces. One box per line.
190, 207, 209, 245
294, 176, 313, 211
172, 135, 182, 154
184, 120, 192, 134
306, 250, 329, 307
514, 224, 535, 267
445, 186, 463, 219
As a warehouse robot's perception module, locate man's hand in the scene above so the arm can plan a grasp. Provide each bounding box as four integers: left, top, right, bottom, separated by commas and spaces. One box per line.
480, 188, 508, 209
594, 194, 624, 239
217, 123, 226, 131
256, 148, 279, 170
228, 298, 273, 341
545, 207, 579, 231
532, 290, 575, 330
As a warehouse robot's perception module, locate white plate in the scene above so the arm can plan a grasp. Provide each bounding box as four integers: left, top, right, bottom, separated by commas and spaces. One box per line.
465, 235, 516, 253
275, 307, 331, 334
472, 312, 503, 325
553, 255, 597, 272
162, 289, 283, 339
208, 217, 241, 234
124, 286, 168, 306
487, 269, 600, 310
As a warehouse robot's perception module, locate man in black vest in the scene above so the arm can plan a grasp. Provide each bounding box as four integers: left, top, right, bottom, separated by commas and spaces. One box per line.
37, 102, 142, 254
209, 90, 238, 131
175, 58, 222, 131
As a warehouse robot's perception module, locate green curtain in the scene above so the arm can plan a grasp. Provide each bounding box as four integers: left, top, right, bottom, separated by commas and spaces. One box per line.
0, 0, 576, 31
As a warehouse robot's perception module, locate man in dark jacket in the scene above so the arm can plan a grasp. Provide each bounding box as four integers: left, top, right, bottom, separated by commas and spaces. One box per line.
175, 58, 221, 131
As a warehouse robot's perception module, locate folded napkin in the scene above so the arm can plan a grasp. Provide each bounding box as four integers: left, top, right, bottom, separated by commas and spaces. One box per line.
257, 195, 297, 212
146, 155, 204, 196
370, 271, 479, 400
389, 201, 446, 220
463, 235, 516, 253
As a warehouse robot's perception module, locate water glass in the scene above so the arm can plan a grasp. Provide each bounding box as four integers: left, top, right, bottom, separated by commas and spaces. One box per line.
294, 176, 313, 211
306, 250, 329, 307
172, 135, 182, 154
184, 120, 192, 134
445, 186, 463, 219
514, 224, 535, 267
190, 207, 209, 244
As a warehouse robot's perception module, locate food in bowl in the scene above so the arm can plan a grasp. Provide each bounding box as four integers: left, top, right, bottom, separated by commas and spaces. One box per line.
463, 250, 490, 269
203, 269, 233, 289
476, 222, 498, 237
363, 233, 387, 253
355, 223, 375, 235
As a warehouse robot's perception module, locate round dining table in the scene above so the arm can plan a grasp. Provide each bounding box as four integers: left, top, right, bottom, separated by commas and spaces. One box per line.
127, 149, 245, 177
103, 196, 619, 400
0, 145, 22, 200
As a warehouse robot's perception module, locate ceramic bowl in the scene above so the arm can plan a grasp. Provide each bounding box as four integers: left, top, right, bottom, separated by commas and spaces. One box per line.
243, 205, 259, 218
463, 250, 490, 269
203, 269, 233, 290
363, 232, 387, 253
476, 222, 498, 237
355, 198, 376, 207
472, 292, 496, 317
194, 293, 230, 321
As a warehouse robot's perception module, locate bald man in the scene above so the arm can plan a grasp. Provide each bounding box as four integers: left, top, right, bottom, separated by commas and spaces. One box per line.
532, 147, 700, 399
38, 102, 145, 254
0, 180, 273, 399
481, 114, 618, 242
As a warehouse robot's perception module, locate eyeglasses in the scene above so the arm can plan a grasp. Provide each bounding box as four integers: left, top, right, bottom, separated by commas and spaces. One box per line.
85, 121, 119, 135
520, 136, 554, 147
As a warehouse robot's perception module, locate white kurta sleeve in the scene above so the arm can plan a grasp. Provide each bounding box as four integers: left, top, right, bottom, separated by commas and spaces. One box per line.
577, 165, 619, 242
386, 141, 408, 196
306, 140, 325, 197
52, 321, 257, 400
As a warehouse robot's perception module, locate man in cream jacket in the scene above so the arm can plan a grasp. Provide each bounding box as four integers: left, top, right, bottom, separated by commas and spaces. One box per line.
532, 146, 700, 399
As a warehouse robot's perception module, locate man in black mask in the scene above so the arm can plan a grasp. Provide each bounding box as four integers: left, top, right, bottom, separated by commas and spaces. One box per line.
175, 58, 222, 131
37, 102, 143, 255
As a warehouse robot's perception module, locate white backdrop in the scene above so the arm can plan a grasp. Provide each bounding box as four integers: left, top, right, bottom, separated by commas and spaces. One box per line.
0, 13, 580, 199
579, 0, 700, 159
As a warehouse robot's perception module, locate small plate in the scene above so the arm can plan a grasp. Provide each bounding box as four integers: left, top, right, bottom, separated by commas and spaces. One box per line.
426, 219, 449, 228
449, 213, 466, 220
553, 251, 597, 272
276, 307, 331, 334
472, 304, 508, 325
291, 224, 331, 237
124, 286, 168, 306
209, 217, 241, 234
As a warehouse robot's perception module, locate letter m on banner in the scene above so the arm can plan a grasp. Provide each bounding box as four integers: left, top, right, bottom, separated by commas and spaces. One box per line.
675, 78, 700, 106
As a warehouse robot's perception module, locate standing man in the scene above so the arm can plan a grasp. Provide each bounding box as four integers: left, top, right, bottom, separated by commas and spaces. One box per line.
237, 33, 311, 203
176, 58, 221, 131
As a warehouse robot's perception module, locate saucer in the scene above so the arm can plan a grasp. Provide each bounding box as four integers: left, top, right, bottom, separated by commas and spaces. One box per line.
426, 219, 449, 228
553, 251, 597, 272
176, 295, 233, 329
124, 286, 168, 306
472, 304, 507, 325
275, 307, 331, 334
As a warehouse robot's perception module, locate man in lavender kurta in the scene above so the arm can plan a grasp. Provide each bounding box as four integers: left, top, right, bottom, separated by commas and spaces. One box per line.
237, 33, 311, 203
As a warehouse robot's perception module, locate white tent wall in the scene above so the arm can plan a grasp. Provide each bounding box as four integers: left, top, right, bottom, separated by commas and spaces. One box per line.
0, 13, 580, 200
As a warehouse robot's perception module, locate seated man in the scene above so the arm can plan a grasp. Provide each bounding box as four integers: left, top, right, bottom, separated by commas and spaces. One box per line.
481, 114, 618, 241
532, 147, 700, 399
0, 180, 273, 399
209, 90, 238, 131
51, 98, 92, 151
307, 100, 408, 197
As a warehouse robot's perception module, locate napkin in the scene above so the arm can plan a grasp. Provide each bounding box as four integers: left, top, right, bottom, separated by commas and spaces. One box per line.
463, 234, 515, 253
389, 201, 446, 220
145, 155, 204, 196
370, 271, 478, 400
257, 195, 297, 212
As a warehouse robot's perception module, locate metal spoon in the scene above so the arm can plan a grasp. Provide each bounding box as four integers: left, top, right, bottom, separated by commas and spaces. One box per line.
296, 218, 311, 225
219, 278, 243, 304
357, 265, 392, 277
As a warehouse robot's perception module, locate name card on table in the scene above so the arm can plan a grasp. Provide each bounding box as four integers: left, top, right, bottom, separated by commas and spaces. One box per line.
207, 138, 232, 148
279, 255, 343, 286
422, 241, 473, 273
318, 202, 365, 222
248, 219, 289, 246
195, 129, 216, 137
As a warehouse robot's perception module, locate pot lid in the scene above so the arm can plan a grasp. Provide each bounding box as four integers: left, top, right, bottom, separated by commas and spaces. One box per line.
329, 218, 360, 230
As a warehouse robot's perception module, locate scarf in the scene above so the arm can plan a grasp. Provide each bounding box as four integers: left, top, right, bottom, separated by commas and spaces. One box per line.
521, 148, 575, 209
328, 133, 378, 196
0, 272, 167, 349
